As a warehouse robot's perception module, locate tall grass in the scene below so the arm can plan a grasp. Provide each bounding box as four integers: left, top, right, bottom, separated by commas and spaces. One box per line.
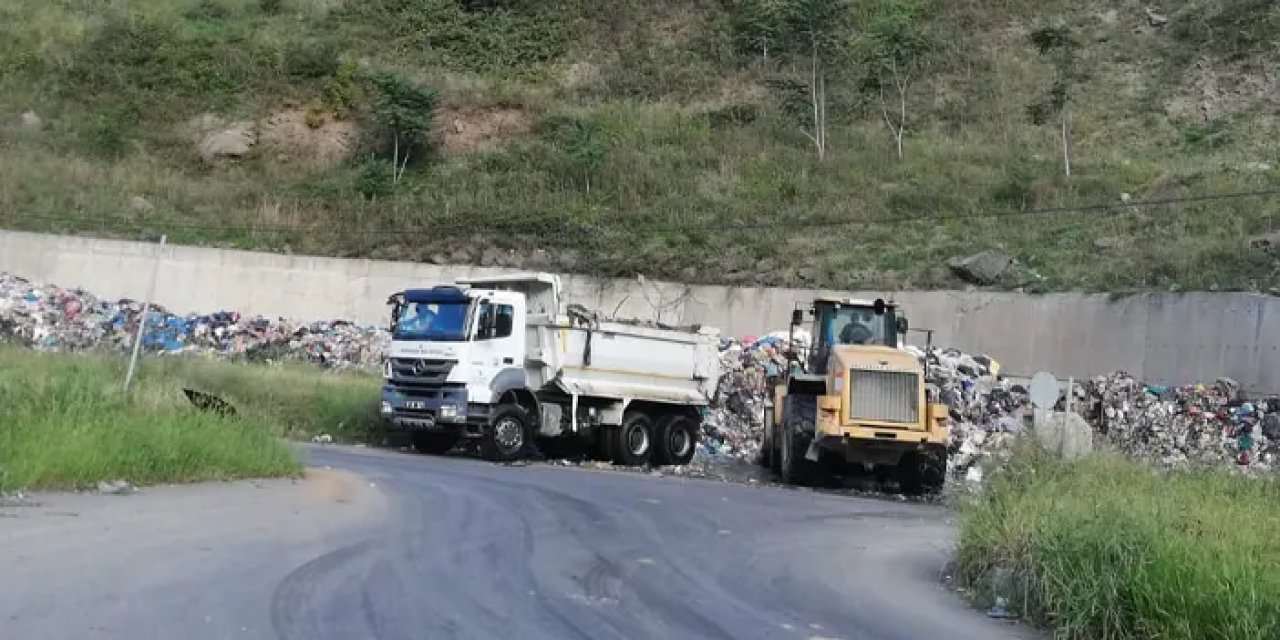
0, 348, 381, 491
954, 449, 1280, 640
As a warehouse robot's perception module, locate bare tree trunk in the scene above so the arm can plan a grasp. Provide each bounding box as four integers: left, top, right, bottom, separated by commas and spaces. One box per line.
1060, 110, 1072, 177
802, 40, 827, 161
879, 84, 902, 160
392, 135, 400, 184
896, 69, 909, 160
818, 65, 827, 159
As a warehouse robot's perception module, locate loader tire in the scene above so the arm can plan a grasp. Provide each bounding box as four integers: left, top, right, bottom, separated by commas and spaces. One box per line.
481, 404, 531, 462
612, 411, 655, 466
411, 431, 457, 456
780, 420, 820, 487
898, 447, 946, 496
653, 414, 698, 466
759, 404, 774, 469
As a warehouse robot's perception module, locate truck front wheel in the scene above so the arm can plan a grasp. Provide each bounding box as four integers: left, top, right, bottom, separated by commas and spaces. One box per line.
482, 404, 531, 462
612, 412, 654, 466
653, 415, 697, 466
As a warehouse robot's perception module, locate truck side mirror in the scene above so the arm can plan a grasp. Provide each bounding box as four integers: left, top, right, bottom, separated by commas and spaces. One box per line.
873, 298, 887, 316
896, 317, 909, 334
791, 309, 804, 327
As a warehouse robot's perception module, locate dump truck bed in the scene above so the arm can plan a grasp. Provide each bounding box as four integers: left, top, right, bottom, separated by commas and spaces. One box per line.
525, 317, 722, 405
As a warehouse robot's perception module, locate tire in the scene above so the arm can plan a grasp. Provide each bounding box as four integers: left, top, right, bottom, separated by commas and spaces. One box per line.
898, 447, 946, 496
780, 395, 819, 486
594, 428, 615, 462
612, 411, 655, 466
780, 423, 819, 486
654, 414, 698, 466
481, 404, 531, 462
411, 431, 457, 455
759, 404, 774, 469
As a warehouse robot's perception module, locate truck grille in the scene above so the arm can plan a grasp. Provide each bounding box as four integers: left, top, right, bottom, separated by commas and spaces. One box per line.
849, 369, 919, 424
390, 358, 456, 387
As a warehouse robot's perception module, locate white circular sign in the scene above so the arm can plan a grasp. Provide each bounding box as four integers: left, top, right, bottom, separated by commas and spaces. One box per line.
1029, 371, 1060, 410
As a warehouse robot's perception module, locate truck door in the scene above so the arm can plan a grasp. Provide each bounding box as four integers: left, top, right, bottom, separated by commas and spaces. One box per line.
470, 296, 527, 397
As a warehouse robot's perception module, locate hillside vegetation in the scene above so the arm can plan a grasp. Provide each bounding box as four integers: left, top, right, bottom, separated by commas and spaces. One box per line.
2, 0, 1279, 293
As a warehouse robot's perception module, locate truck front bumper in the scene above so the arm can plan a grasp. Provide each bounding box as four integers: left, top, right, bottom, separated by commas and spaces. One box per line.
380, 386, 491, 435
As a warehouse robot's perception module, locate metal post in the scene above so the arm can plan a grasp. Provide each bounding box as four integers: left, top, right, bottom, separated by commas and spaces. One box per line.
1066, 376, 1075, 414
124, 235, 167, 393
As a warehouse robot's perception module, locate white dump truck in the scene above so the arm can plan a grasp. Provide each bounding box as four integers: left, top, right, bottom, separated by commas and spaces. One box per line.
379, 273, 722, 464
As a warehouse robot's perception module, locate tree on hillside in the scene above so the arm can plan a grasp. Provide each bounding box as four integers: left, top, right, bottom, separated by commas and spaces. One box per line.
730, 0, 851, 161
855, 0, 931, 160
369, 72, 438, 183
1026, 24, 1082, 177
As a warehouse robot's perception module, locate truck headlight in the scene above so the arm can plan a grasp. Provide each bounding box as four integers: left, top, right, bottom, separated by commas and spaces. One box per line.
439, 404, 459, 420
380, 401, 393, 417
382, 360, 393, 380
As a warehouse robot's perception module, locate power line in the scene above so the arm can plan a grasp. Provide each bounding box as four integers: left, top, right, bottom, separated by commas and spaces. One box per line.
5, 187, 1280, 238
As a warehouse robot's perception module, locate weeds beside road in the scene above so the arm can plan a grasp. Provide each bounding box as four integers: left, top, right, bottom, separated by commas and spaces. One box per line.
955, 449, 1280, 640
0, 348, 380, 491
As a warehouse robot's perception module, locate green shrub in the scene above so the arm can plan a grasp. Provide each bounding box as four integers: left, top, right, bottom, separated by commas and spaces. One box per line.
283, 38, 340, 78
78, 105, 139, 158
356, 156, 396, 199
1179, 120, 1232, 153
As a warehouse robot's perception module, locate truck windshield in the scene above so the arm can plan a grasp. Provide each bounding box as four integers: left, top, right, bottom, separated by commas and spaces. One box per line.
393, 302, 470, 342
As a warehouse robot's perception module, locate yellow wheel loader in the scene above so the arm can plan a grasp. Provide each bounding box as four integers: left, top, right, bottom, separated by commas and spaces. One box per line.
759, 297, 950, 495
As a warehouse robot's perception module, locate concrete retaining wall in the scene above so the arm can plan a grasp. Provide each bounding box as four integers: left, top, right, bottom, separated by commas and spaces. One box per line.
3, 230, 1278, 391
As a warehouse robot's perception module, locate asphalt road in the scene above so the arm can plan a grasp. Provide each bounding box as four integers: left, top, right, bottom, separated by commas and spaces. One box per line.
1, 445, 1032, 640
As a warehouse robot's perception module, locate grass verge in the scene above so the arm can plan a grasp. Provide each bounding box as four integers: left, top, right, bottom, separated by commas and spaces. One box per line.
954, 448, 1280, 640
0, 347, 382, 491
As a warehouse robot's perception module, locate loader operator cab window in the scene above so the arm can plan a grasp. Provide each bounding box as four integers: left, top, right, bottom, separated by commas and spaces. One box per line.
818, 305, 894, 350
838, 311, 877, 345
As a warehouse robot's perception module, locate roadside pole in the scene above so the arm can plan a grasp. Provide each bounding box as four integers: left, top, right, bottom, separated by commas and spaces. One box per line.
123, 235, 167, 393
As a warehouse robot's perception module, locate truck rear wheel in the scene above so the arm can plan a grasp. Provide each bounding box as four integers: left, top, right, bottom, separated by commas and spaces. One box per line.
612, 411, 654, 466
653, 415, 697, 466
411, 431, 457, 455
482, 404, 531, 462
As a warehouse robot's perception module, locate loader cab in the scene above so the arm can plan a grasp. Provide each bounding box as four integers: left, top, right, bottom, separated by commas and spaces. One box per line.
794, 298, 907, 375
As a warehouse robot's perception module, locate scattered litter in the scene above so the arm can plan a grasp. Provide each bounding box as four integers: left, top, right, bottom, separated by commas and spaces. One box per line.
96, 479, 135, 495
183, 388, 237, 416
988, 596, 1014, 619
0, 491, 39, 508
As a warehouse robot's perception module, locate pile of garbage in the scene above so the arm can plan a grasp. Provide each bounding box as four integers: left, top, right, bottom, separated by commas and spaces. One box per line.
703, 328, 1280, 481
0, 273, 388, 369
1082, 373, 1280, 471
700, 330, 810, 464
